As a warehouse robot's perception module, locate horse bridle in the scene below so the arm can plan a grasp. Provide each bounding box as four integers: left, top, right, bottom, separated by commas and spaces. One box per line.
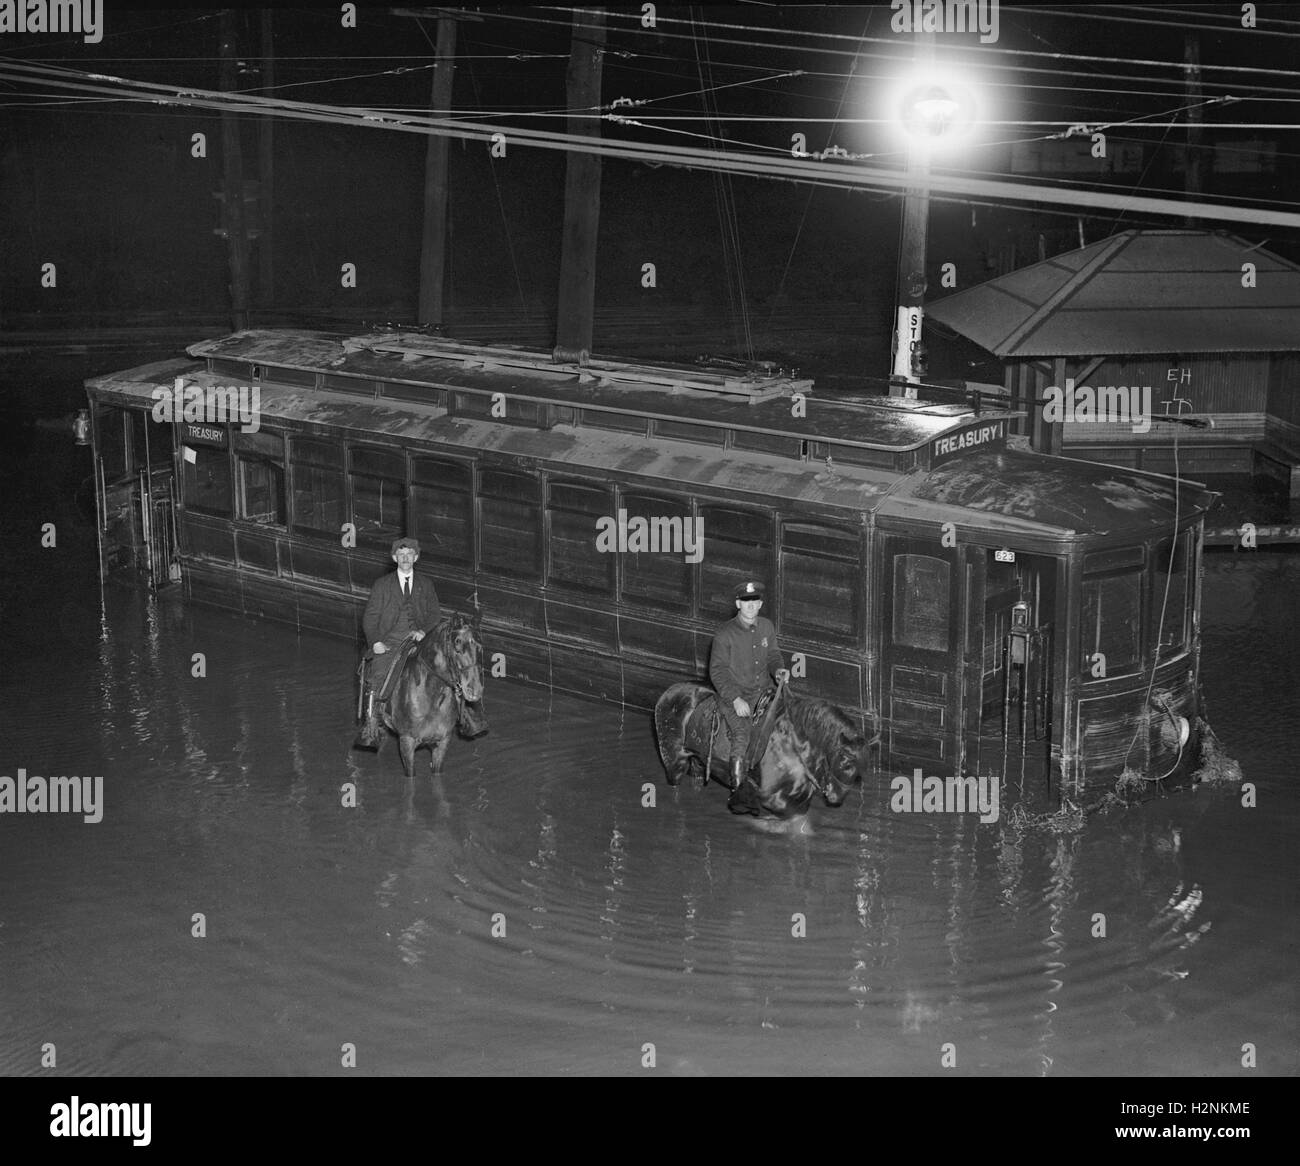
788, 732, 838, 804
426, 625, 481, 711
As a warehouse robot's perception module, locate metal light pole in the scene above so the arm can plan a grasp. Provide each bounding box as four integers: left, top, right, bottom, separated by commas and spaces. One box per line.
891, 135, 931, 396
888, 50, 971, 398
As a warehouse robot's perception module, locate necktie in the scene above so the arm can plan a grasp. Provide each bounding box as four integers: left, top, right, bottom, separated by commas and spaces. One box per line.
403, 577, 410, 598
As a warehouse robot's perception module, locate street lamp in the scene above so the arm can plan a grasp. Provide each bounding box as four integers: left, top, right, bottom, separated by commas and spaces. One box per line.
888, 70, 979, 396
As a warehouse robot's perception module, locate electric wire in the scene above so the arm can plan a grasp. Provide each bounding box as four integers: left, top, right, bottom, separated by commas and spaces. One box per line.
3, 60, 1297, 229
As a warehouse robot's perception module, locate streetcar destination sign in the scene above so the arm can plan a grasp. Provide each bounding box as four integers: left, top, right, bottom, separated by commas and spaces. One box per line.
928, 419, 1006, 466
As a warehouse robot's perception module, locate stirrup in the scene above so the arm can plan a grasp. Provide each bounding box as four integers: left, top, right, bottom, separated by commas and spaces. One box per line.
353, 719, 382, 751
727, 776, 763, 817
352, 692, 382, 751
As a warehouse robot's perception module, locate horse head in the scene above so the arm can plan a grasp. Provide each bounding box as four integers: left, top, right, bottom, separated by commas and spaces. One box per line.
755, 715, 819, 817
418, 613, 485, 705
781, 691, 869, 808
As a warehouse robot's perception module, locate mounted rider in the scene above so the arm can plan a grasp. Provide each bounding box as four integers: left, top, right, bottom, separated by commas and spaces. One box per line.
353, 535, 443, 750
709, 580, 791, 791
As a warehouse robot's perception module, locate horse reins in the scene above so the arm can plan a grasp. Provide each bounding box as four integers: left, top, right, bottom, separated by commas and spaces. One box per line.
422, 625, 480, 714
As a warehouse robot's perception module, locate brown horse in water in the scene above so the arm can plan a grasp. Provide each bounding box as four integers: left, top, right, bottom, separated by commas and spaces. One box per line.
382, 613, 487, 777
654, 682, 865, 818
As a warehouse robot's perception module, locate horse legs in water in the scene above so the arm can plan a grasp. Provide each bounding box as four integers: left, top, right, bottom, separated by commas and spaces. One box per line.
399, 732, 452, 779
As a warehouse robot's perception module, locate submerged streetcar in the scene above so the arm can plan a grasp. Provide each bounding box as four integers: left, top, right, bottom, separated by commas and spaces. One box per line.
84, 328, 1218, 803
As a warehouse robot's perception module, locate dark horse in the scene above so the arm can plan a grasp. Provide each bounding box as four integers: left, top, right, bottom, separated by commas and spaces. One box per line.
654, 682, 870, 818
382, 613, 488, 777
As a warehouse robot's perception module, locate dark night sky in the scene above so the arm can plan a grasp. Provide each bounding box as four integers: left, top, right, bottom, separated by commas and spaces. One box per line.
2, 3, 1298, 409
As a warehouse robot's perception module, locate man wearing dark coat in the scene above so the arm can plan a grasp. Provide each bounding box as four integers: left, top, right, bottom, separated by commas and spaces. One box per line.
353, 535, 443, 749
709, 579, 790, 789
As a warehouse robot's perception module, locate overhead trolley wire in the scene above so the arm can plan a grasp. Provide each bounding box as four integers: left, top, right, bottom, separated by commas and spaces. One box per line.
531, 5, 1300, 80
3, 58, 1297, 229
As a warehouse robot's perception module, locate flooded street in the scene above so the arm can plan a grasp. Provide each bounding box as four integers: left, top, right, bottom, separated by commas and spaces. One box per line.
1, 439, 1296, 1078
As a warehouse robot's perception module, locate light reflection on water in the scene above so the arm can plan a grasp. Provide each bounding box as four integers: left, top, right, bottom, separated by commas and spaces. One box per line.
0, 555, 1295, 1077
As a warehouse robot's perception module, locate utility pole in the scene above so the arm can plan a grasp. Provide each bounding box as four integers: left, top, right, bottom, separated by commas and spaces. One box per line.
1183, 32, 1203, 228
217, 9, 250, 331
417, 13, 458, 327
554, 8, 605, 363
257, 9, 274, 309
889, 31, 934, 397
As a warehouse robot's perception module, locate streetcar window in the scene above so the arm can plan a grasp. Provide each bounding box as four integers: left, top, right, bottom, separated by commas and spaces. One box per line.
410, 457, 472, 565
97, 406, 130, 483
731, 430, 802, 458
548, 480, 614, 595
892, 554, 950, 652
1152, 531, 1191, 655
455, 393, 540, 425
234, 431, 285, 526
579, 410, 646, 435
350, 445, 407, 546
617, 492, 692, 612
1082, 571, 1141, 677
780, 523, 860, 640
828, 443, 894, 469
699, 506, 772, 616
654, 419, 726, 446
182, 444, 232, 517
479, 468, 542, 581
130, 410, 174, 469
290, 438, 345, 537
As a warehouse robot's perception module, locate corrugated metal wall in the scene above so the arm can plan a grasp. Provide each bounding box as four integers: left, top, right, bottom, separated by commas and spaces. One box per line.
1266, 353, 1300, 426
1066, 354, 1270, 414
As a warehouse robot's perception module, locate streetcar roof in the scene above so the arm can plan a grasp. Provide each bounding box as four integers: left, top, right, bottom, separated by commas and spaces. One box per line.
87, 352, 1217, 544
182, 328, 1018, 455
879, 449, 1217, 542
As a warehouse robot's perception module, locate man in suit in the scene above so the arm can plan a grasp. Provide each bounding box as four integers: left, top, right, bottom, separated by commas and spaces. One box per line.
709, 579, 790, 790
353, 535, 443, 750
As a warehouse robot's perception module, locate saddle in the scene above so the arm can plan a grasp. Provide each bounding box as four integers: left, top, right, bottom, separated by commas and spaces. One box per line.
699, 686, 782, 766
355, 634, 422, 715
743, 686, 784, 769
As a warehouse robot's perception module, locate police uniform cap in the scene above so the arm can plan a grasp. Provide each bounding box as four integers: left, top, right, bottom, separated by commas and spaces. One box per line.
391, 536, 421, 554
734, 580, 765, 600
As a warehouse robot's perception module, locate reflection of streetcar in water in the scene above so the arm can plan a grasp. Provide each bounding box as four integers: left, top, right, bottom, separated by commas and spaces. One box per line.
85, 328, 1217, 803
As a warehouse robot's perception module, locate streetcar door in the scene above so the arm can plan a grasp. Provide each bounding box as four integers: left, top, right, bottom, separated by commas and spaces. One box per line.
94, 403, 176, 587
880, 536, 964, 776
963, 547, 1061, 788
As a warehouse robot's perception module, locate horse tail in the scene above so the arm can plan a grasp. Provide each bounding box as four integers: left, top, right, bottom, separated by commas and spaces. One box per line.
655, 683, 707, 786
652, 687, 683, 778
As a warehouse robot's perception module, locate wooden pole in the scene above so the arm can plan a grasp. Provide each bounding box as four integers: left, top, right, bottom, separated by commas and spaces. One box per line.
1183, 32, 1203, 228
554, 8, 605, 363
258, 9, 274, 309
889, 31, 934, 396
1046, 356, 1065, 454
417, 14, 457, 327
218, 9, 250, 331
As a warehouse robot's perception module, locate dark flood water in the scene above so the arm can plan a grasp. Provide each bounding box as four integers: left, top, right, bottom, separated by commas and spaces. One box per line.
1, 438, 1296, 1077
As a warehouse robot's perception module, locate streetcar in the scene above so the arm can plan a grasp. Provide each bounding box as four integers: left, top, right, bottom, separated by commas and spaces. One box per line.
84, 327, 1218, 801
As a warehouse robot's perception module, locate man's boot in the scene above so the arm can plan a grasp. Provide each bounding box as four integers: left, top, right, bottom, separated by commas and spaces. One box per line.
727, 753, 763, 816
353, 678, 382, 751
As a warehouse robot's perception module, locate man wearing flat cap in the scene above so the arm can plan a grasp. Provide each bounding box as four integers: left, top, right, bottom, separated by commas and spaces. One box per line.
709, 580, 790, 789
354, 536, 443, 749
